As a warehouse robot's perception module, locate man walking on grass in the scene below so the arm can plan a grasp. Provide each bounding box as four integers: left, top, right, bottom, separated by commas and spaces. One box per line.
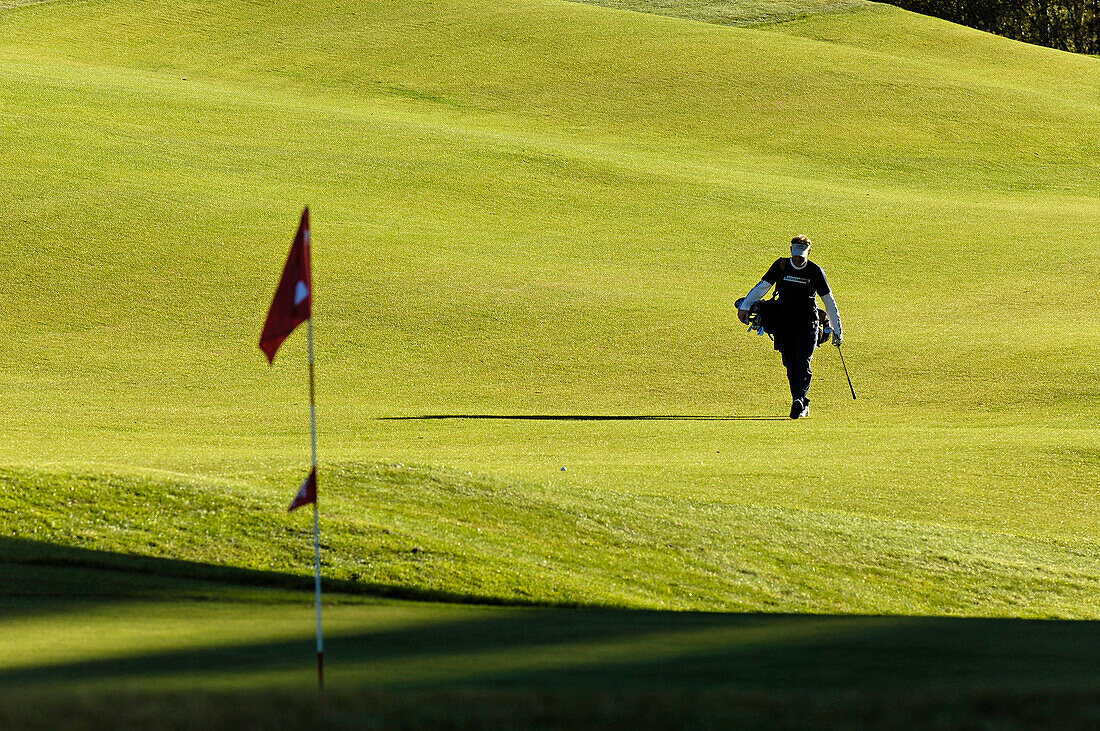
738, 235, 843, 419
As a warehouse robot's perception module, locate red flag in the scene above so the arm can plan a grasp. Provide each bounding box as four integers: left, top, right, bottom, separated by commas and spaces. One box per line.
260, 208, 312, 364
288, 467, 317, 512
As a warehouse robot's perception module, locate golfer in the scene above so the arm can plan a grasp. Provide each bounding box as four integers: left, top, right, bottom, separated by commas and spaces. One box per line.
737, 235, 843, 419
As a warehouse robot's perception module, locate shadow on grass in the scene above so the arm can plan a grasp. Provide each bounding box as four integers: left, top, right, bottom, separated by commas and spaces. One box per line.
0, 536, 576, 612
3, 605, 1100, 695
2, 538, 1100, 701
380, 414, 790, 421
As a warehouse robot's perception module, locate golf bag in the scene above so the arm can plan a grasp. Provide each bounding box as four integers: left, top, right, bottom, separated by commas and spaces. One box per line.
737, 294, 830, 347
736, 296, 783, 337
816, 307, 831, 346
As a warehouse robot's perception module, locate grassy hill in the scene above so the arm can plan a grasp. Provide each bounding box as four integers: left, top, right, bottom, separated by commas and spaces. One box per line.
568, 0, 874, 27
0, 0, 1099, 721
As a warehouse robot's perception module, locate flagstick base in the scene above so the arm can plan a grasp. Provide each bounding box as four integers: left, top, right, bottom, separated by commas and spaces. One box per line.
318, 650, 324, 690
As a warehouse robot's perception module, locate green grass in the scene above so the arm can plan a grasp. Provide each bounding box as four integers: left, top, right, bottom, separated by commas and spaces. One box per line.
2, 544, 1099, 727
1, 0, 1099, 722
567, 0, 872, 27
5, 465, 1099, 615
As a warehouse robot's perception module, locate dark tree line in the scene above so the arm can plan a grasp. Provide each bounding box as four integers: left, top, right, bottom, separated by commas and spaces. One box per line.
884, 0, 1100, 54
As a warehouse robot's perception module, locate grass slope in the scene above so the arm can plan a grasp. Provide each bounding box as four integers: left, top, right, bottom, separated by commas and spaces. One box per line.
5, 465, 1099, 616
0, 0, 1098, 623
567, 0, 873, 27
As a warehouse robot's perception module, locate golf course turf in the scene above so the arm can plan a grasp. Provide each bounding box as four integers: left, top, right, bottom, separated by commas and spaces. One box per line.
1, 0, 1098, 725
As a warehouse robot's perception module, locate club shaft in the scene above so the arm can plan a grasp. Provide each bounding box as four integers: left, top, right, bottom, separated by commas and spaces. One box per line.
838, 346, 856, 399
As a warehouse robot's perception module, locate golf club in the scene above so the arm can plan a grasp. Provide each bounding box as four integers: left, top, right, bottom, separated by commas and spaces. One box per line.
837, 344, 856, 399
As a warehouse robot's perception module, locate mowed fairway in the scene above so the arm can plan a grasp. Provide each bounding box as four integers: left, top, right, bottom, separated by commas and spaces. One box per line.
1, 0, 1099, 724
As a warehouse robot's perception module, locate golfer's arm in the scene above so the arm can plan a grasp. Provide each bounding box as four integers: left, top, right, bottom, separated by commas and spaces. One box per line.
821, 292, 842, 334
740, 280, 772, 311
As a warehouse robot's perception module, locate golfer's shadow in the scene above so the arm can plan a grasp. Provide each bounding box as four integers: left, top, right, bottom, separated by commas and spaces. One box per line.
380, 414, 788, 422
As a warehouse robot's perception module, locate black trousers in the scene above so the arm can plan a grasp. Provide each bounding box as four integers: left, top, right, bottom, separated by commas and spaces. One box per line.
776, 321, 818, 404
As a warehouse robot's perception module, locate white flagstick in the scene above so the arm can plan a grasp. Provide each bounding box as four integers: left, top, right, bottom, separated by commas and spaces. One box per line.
307, 315, 324, 690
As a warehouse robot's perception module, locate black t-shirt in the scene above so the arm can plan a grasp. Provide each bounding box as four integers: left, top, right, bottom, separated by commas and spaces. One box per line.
763, 258, 830, 321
